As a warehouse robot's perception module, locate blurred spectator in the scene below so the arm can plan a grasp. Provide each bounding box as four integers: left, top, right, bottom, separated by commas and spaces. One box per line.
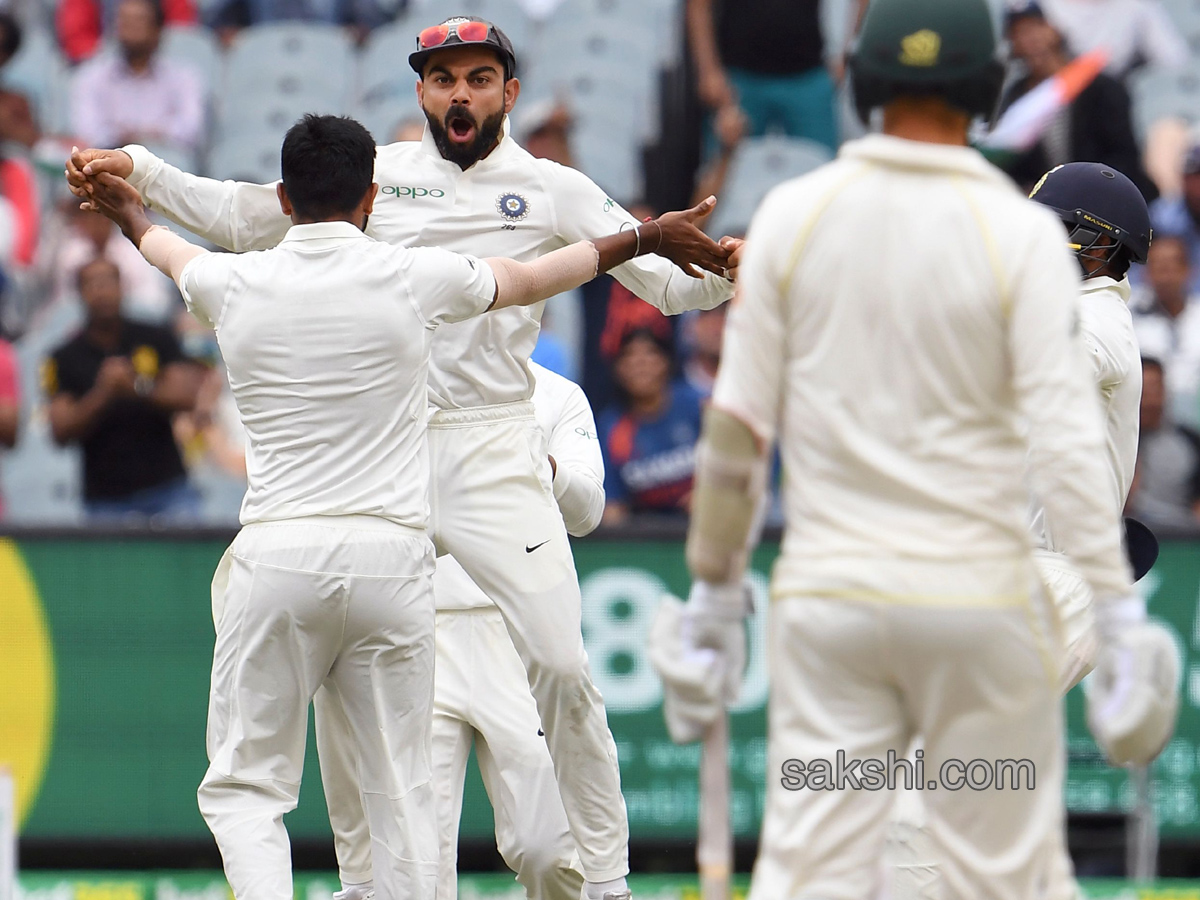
1039, 0, 1187, 79
390, 117, 424, 143
1133, 234, 1200, 426
70, 0, 205, 156
43, 257, 201, 522
43, 198, 176, 323
998, 2, 1157, 199
686, 0, 863, 156
599, 328, 703, 525
0, 335, 18, 518
682, 304, 727, 397
514, 99, 574, 168
691, 103, 747, 209
1128, 356, 1200, 529
58, 0, 195, 63
1150, 140, 1200, 293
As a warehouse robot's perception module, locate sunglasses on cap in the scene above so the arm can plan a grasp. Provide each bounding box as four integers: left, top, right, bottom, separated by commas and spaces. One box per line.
417, 19, 494, 50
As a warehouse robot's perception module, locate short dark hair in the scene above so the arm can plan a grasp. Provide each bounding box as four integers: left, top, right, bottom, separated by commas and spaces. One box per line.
76, 257, 120, 291
280, 114, 376, 220
120, 0, 166, 29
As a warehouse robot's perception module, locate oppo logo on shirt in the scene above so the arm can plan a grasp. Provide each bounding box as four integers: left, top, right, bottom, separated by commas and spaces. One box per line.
381, 185, 446, 199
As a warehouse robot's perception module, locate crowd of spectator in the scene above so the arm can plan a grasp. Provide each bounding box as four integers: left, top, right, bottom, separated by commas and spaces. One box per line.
0, 0, 1197, 530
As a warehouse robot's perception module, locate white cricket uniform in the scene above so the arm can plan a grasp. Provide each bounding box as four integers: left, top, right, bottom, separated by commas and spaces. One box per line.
715, 135, 1132, 900
121, 119, 732, 881
1031, 274, 1142, 691
883, 275, 1144, 900
316, 363, 602, 900
182, 221, 497, 900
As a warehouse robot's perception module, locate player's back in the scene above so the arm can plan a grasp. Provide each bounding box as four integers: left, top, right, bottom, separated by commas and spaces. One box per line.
189, 225, 450, 529
748, 135, 1075, 600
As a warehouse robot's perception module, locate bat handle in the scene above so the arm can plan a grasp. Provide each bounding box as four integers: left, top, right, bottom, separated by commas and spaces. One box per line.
698, 710, 733, 900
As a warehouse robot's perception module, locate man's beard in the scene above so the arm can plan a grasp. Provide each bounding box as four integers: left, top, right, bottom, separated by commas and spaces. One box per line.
424, 105, 505, 169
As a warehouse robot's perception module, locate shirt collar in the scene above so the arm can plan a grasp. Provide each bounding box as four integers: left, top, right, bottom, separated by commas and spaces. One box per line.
279, 221, 369, 243
1081, 274, 1132, 303
418, 114, 516, 172
838, 134, 1014, 187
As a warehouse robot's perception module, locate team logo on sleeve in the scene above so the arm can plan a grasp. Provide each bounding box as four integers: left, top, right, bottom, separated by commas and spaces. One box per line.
497, 192, 530, 222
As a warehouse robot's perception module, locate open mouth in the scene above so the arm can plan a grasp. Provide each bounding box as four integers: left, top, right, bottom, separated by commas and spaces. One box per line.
448, 118, 476, 144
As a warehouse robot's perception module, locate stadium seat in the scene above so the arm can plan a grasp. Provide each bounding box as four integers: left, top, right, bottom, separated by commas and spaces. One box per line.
207, 131, 282, 183
2, 26, 71, 134
161, 25, 223, 91
707, 136, 834, 238
1129, 61, 1200, 140
222, 23, 355, 125
217, 82, 349, 142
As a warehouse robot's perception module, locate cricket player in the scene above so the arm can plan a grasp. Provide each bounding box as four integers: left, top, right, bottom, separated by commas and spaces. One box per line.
1027, 161, 1151, 691
67, 19, 739, 900
316, 360, 600, 900
74, 112, 726, 900
884, 161, 1157, 900
660, 1, 1181, 898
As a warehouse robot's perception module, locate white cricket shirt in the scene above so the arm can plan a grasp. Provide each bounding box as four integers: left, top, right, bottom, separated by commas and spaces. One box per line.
435, 361, 604, 610
1031, 276, 1142, 551
715, 134, 1133, 605
177, 221, 496, 528
124, 119, 733, 411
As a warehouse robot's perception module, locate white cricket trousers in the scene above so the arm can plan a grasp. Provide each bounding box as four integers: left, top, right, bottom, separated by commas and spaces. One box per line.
317, 607, 584, 899
429, 401, 628, 882
881, 550, 1095, 900
197, 515, 439, 900
750, 594, 1066, 900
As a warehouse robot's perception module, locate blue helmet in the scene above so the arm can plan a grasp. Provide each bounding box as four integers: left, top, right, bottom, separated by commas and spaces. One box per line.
1028, 162, 1152, 277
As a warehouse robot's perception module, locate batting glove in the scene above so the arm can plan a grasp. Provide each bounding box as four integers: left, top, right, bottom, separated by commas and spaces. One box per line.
1086, 595, 1181, 767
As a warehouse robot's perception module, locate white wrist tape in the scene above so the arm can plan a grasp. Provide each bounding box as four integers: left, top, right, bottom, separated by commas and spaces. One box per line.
139, 224, 207, 285
485, 241, 599, 308
686, 407, 769, 585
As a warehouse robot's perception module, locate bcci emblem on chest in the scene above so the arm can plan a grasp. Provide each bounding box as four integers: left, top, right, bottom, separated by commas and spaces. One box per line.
497, 192, 530, 223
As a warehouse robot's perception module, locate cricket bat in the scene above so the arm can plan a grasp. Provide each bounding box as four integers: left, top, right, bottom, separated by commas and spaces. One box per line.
697, 710, 732, 900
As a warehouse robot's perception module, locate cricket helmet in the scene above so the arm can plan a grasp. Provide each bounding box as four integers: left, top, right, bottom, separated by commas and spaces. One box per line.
848, 0, 1005, 125
1029, 162, 1152, 276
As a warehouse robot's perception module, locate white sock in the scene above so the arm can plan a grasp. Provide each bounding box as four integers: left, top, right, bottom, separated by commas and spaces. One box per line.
582, 877, 629, 899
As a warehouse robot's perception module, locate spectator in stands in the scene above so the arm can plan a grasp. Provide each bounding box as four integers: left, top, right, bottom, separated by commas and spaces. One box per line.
1128, 356, 1200, 529
44, 257, 201, 522
0, 334, 18, 518
207, 0, 395, 43
599, 328, 704, 524
1133, 234, 1200, 426
1150, 139, 1200, 293
1039, 0, 1188, 80
70, 0, 205, 156
682, 304, 727, 397
58, 0, 195, 63
514, 98, 574, 168
998, 1, 1157, 199
686, 0, 866, 156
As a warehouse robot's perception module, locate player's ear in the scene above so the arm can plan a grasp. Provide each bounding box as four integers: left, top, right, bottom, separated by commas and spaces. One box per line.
504, 77, 520, 114
362, 183, 379, 216
416, 78, 424, 105
276, 182, 293, 217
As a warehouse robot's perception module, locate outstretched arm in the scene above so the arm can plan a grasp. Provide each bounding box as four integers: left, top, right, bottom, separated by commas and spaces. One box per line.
66, 145, 289, 252
486, 197, 729, 312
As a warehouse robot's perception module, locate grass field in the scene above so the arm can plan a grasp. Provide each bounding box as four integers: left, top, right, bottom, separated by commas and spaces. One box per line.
12, 873, 1200, 899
